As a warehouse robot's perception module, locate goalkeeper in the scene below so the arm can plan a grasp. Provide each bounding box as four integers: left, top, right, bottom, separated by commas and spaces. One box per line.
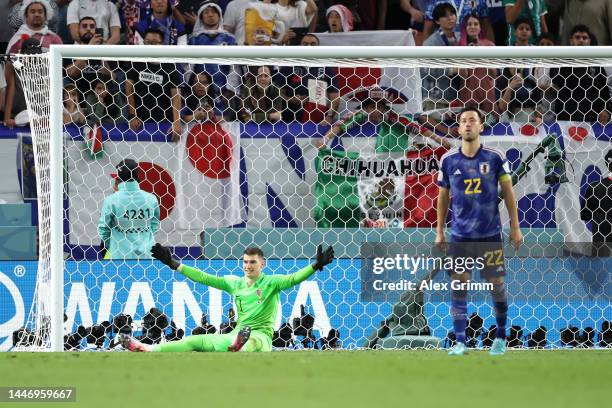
121, 244, 335, 352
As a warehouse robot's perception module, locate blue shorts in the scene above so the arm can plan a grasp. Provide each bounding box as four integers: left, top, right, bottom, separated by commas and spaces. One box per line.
447, 234, 506, 279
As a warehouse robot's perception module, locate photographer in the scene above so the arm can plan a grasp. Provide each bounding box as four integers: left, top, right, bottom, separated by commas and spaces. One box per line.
139, 307, 169, 345
109, 313, 134, 349
272, 323, 294, 349
293, 305, 318, 349
192, 314, 217, 335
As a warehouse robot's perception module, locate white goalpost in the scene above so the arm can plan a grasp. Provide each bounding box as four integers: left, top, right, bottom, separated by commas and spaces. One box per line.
11, 45, 612, 351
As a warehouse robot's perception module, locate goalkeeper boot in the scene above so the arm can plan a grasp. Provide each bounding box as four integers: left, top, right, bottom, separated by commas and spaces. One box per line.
448, 342, 468, 356
120, 334, 150, 352
489, 338, 506, 356
228, 326, 251, 352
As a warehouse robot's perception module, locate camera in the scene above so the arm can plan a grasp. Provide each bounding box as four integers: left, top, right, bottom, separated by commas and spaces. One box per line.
140, 308, 169, 344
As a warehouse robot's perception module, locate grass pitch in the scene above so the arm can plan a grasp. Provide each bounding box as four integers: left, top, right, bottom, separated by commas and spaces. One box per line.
1, 350, 610, 408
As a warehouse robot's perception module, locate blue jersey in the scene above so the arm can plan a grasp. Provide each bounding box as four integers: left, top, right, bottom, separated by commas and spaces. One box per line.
437, 145, 511, 238
486, 0, 506, 24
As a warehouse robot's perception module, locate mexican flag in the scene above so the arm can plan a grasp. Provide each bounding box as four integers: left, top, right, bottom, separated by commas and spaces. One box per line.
314, 146, 446, 228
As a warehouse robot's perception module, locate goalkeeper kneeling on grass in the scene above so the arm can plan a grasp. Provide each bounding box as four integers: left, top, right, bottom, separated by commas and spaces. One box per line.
121, 244, 335, 352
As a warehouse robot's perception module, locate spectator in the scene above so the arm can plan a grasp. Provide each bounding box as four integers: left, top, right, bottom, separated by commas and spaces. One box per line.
495, 67, 543, 123
484, 0, 507, 45
536, 32, 557, 46
114, 0, 181, 44
5, 0, 63, 129
422, 3, 459, 105
67, 0, 121, 44
548, 0, 612, 45
275, 33, 339, 124
181, 70, 223, 123
423, 0, 493, 42
54, 0, 72, 44
8, 0, 60, 33
511, 15, 533, 46
355, 0, 387, 30
580, 149, 612, 255
386, 0, 425, 32
423, 3, 457, 46
6, 0, 63, 53
530, 33, 557, 122
116, 0, 146, 45
173, 0, 207, 34
65, 17, 117, 100
325, 4, 353, 32
240, 65, 286, 123
85, 79, 126, 125
504, 0, 547, 45
63, 84, 86, 125
456, 14, 496, 115
323, 94, 450, 150
188, 3, 237, 92
276, 0, 318, 43
550, 25, 611, 123
136, 0, 187, 45
223, 0, 283, 45
124, 28, 183, 140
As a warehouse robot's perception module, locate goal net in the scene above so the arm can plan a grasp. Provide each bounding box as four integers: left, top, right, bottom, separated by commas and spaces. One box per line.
10, 44, 612, 351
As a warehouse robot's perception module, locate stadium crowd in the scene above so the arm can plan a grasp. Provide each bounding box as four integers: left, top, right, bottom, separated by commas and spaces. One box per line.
0, 0, 611, 130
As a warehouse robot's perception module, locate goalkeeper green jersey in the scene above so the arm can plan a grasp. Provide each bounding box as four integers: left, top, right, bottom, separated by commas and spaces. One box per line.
180, 264, 316, 338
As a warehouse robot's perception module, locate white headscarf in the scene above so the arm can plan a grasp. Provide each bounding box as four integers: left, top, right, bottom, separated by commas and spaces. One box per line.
21, 0, 54, 22
192, 2, 225, 37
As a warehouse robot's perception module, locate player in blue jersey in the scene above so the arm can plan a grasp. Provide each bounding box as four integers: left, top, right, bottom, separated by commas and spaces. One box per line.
436, 106, 523, 356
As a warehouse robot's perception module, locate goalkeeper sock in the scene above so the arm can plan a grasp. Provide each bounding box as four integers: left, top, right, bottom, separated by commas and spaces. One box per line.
492, 283, 508, 339
451, 289, 468, 344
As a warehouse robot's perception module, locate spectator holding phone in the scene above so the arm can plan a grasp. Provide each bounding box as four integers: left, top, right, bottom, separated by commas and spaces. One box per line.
65, 17, 118, 101
276, 0, 318, 44
66, 0, 121, 44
